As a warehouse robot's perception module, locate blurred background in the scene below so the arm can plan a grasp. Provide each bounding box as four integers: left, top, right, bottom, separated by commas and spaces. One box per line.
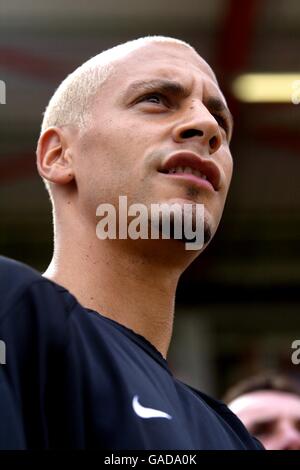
0, 0, 299, 398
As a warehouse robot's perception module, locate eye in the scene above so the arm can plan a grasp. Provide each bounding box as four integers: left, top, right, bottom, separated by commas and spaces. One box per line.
250, 421, 275, 438
138, 92, 168, 106
213, 113, 229, 134
294, 419, 300, 432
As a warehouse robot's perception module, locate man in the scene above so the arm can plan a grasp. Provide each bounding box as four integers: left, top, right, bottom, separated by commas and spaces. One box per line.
225, 373, 300, 450
0, 36, 263, 449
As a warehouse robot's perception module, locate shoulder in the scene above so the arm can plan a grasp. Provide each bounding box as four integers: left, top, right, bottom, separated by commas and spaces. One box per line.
0, 255, 41, 288
0, 256, 77, 338
0, 256, 41, 316
184, 384, 265, 450
0, 256, 47, 305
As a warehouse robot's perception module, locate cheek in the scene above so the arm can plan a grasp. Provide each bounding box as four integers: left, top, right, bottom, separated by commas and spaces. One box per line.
227, 159, 234, 186
75, 144, 139, 209
219, 151, 233, 202
222, 145, 233, 175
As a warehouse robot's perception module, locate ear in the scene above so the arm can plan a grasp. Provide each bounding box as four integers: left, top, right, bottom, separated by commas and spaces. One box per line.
36, 127, 74, 185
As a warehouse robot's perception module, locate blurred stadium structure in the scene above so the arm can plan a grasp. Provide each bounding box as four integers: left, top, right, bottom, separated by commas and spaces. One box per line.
0, 0, 299, 397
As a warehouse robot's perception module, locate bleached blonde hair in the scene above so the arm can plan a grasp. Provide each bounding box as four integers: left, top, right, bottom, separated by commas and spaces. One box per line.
41, 35, 196, 134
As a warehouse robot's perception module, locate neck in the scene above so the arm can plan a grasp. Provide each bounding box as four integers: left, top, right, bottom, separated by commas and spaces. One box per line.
44, 229, 187, 358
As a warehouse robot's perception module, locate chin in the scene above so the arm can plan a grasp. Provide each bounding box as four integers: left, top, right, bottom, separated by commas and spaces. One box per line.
150, 209, 214, 250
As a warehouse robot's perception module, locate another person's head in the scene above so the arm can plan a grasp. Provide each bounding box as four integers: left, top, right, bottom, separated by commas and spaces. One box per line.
36, 36, 233, 262
225, 373, 300, 450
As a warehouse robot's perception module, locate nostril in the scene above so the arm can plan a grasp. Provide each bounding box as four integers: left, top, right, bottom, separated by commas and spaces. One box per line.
181, 129, 203, 139
209, 135, 218, 150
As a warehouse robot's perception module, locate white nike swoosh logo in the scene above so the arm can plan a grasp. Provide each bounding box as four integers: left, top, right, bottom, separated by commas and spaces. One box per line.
132, 395, 172, 420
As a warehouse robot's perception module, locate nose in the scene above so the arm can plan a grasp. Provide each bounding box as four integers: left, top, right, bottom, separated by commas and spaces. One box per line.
172, 102, 222, 155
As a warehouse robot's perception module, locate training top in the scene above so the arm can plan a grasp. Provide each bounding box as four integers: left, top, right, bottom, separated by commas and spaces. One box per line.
0, 256, 263, 450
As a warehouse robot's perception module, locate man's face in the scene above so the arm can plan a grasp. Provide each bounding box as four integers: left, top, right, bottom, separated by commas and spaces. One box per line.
72, 42, 233, 251
229, 391, 300, 450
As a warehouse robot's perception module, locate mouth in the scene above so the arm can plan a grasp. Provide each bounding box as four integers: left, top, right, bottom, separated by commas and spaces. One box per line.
158, 151, 221, 192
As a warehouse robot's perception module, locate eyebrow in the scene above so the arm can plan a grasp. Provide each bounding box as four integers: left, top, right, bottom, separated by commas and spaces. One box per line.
123, 79, 189, 100
124, 79, 234, 138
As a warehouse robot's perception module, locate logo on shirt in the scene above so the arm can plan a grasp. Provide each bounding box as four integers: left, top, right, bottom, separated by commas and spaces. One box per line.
132, 395, 172, 420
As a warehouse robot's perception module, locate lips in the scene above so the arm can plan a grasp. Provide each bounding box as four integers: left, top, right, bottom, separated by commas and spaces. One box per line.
158, 151, 221, 191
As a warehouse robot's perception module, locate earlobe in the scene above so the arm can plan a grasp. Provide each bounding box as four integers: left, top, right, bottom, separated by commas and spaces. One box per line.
36, 127, 74, 185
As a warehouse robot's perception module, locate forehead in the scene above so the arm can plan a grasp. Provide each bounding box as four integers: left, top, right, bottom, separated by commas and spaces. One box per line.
230, 391, 300, 420
105, 42, 223, 98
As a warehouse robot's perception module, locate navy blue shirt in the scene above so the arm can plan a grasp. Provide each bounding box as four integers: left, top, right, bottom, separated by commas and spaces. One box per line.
0, 256, 263, 450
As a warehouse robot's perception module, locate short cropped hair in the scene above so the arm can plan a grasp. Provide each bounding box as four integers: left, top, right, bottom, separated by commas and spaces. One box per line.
223, 371, 300, 404
41, 36, 195, 134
